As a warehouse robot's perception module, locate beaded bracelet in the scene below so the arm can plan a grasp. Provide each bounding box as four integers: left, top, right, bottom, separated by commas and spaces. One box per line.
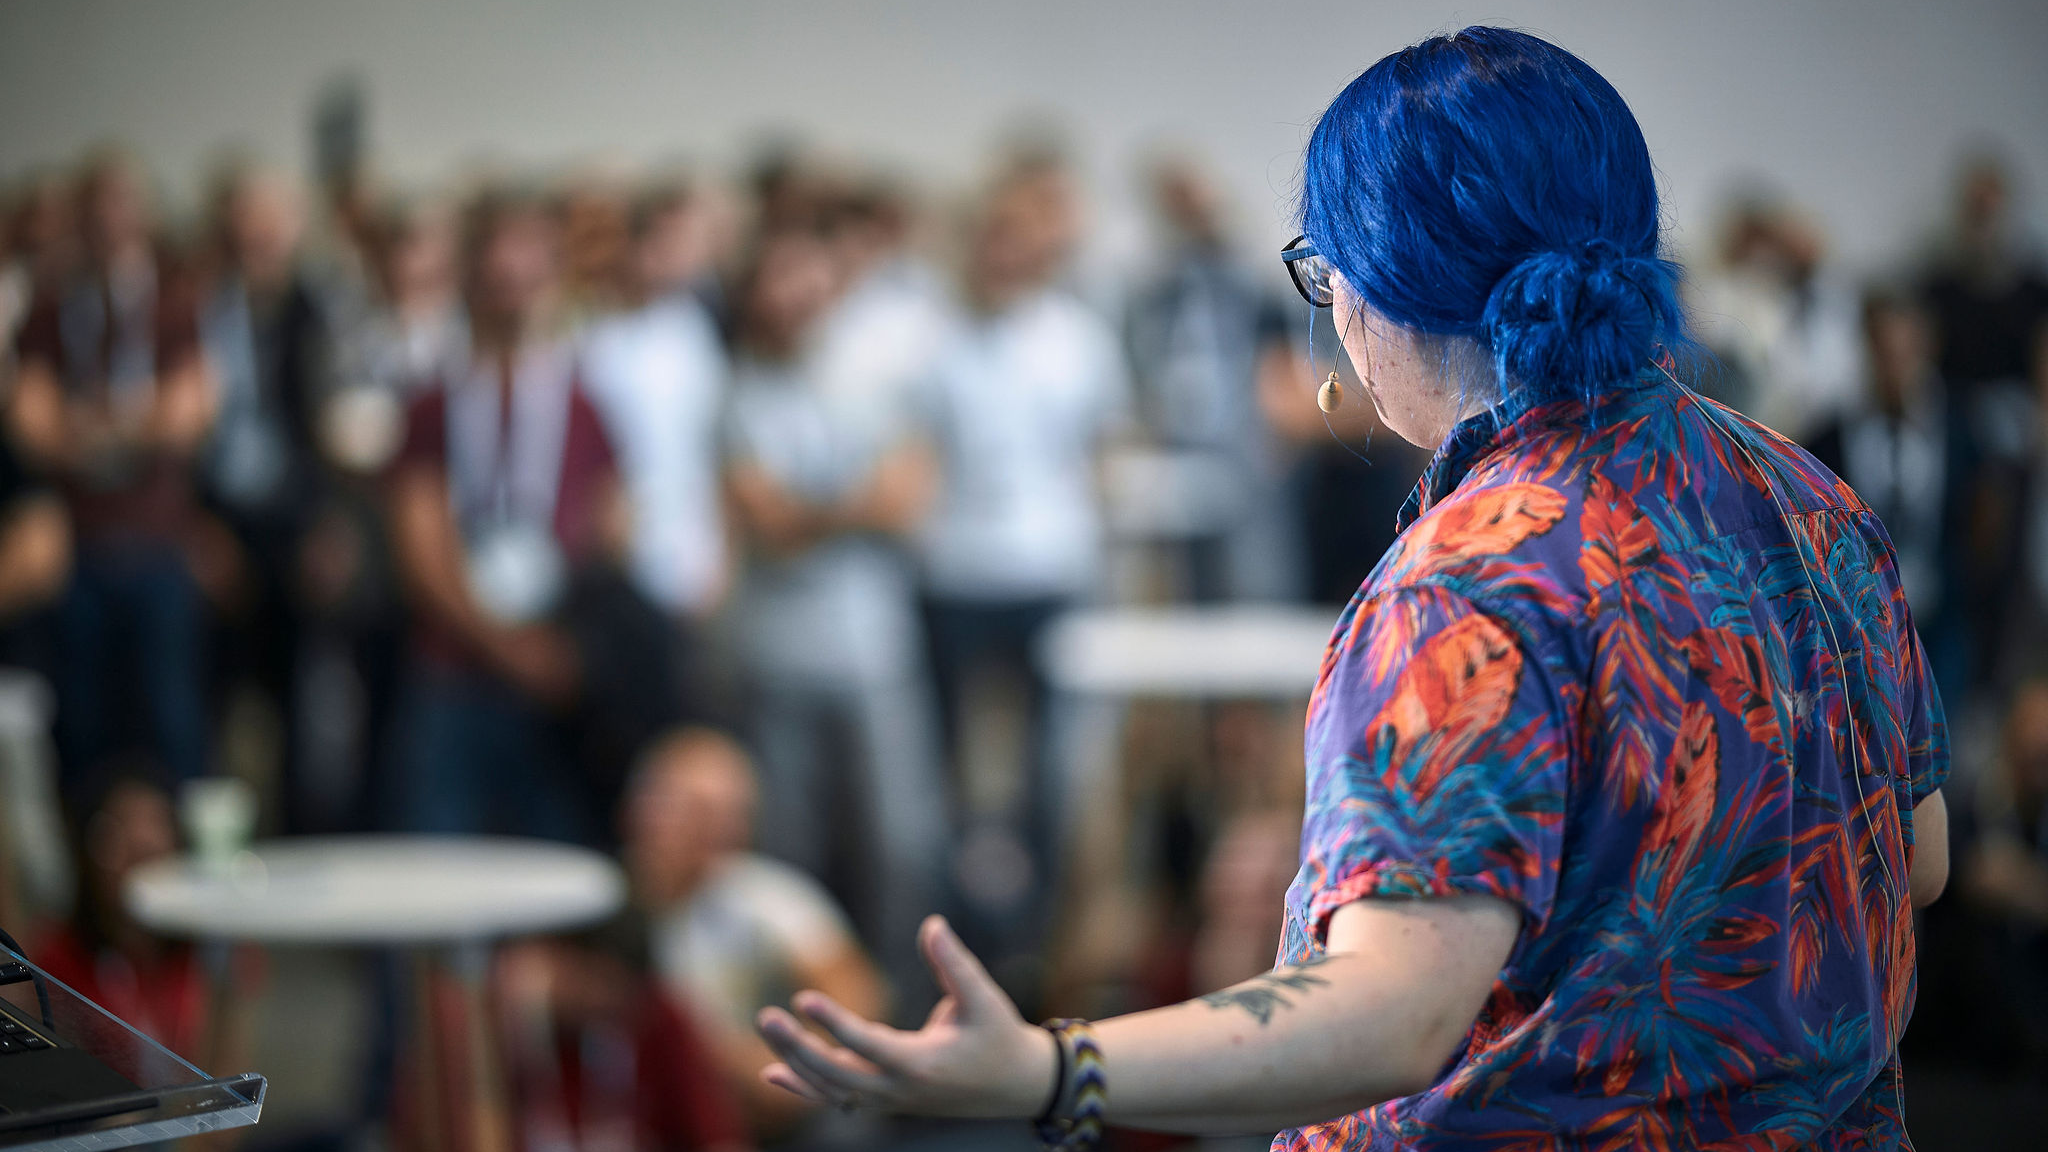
1035, 1018, 1106, 1152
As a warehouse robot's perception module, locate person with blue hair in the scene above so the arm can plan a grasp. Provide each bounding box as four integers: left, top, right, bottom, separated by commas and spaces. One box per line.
753, 27, 1952, 1150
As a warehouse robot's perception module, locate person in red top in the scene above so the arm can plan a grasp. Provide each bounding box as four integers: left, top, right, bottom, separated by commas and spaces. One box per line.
385, 188, 626, 843
9, 152, 218, 791
34, 765, 255, 1073
494, 934, 752, 1152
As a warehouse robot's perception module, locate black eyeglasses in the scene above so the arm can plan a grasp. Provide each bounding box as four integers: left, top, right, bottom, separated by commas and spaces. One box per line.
1281, 234, 1334, 308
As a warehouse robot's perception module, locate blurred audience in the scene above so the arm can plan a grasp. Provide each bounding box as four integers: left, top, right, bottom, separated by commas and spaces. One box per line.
384, 189, 622, 841
1920, 157, 2048, 695
915, 166, 1128, 970
622, 727, 883, 1140
1807, 288, 1962, 648
10, 151, 217, 793
34, 765, 256, 1070
1689, 189, 1864, 440
721, 225, 946, 1012
198, 161, 350, 828
494, 932, 752, 1152
1124, 157, 1297, 602
582, 181, 732, 624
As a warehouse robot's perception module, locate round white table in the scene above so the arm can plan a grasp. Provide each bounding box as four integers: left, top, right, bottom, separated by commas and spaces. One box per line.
127, 835, 625, 946
1040, 605, 1338, 699
126, 835, 626, 1152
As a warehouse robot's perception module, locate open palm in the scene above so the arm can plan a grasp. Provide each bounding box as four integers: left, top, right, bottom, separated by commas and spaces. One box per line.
756, 915, 1054, 1118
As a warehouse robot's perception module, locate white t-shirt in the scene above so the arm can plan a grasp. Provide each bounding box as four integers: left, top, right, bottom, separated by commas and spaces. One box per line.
725, 356, 923, 684
916, 289, 1130, 600
650, 853, 857, 1031
813, 258, 950, 419
581, 294, 730, 616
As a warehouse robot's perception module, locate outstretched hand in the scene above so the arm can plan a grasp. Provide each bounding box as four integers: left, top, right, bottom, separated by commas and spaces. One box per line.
756, 915, 1055, 1118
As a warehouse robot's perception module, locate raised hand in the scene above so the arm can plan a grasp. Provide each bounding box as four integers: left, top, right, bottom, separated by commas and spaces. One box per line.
755, 915, 1055, 1118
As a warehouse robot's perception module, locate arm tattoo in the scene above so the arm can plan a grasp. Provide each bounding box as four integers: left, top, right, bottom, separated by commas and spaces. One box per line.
1198, 953, 1336, 1026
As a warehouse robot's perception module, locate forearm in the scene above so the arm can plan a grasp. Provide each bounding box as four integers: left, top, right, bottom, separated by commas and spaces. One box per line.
1093, 952, 1436, 1135
389, 468, 497, 645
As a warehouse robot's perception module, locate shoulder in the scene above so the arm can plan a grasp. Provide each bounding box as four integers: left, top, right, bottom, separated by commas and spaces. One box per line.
722, 853, 836, 905
1378, 460, 1588, 619
716, 854, 853, 942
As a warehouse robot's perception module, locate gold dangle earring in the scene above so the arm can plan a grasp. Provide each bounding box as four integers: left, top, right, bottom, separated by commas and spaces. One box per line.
1317, 370, 1344, 413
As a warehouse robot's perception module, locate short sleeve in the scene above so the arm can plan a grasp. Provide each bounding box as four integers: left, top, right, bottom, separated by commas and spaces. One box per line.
1297, 585, 1571, 943
1900, 624, 1949, 807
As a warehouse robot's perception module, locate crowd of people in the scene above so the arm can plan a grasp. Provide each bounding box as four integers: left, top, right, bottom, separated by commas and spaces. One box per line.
0, 132, 2044, 1149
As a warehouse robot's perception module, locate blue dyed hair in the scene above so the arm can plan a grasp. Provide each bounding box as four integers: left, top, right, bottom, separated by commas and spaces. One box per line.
1301, 27, 1684, 402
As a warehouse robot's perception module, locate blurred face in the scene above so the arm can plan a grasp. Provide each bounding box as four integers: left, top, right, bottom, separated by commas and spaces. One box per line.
1962, 167, 2010, 235
742, 233, 840, 353
383, 208, 458, 309
1155, 165, 1222, 244
81, 162, 151, 262
225, 173, 304, 288
622, 736, 757, 903
634, 200, 710, 297
967, 189, 1043, 307
85, 781, 178, 905
470, 206, 561, 333
561, 185, 629, 299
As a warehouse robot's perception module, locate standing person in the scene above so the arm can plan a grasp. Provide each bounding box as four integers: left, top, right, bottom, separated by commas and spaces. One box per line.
354, 196, 467, 398
198, 161, 343, 827
812, 179, 949, 418
9, 151, 217, 791
915, 173, 1128, 970
1125, 156, 1299, 602
385, 188, 623, 842
1920, 155, 2048, 423
1919, 156, 2048, 697
1806, 289, 1967, 689
721, 227, 946, 1014
1687, 192, 1863, 440
581, 181, 731, 624
752, 28, 1950, 1150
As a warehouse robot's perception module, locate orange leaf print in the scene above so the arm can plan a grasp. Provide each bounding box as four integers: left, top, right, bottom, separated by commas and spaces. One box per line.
1679, 628, 1784, 753
1579, 472, 1662, 605
1645, 701, 1720, 903
1399, 482, 1568, 578
1375, 613, 1524, 796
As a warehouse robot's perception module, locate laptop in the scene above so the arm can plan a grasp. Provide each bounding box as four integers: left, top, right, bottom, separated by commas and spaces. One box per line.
0, 952, 264, 1149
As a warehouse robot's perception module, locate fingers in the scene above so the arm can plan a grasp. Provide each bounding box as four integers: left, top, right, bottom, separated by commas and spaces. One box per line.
792, 990, 913, 1072
757, 1006, 888, 1100
761, 1062, 832, 1105
917, 915, 1011, 1021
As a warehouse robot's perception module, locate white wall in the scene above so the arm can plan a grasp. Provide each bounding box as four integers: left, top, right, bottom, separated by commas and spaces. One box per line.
3, 0, 2045, 279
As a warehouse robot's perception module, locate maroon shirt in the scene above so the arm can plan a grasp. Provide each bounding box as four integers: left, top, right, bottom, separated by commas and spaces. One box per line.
392, 370, 618, 671
12, 258, 206, 544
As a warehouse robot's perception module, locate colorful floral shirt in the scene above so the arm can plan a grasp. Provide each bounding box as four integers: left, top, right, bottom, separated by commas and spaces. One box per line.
1276, 373, 1947, 1151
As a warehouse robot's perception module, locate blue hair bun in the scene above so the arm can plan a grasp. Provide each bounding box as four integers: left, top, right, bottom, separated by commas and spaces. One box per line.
1301, 27, 1687, 401
1483, 239, 1678, 393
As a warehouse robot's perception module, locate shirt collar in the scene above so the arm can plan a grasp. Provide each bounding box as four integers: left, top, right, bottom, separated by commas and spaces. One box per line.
1395, 371, 1667, 532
